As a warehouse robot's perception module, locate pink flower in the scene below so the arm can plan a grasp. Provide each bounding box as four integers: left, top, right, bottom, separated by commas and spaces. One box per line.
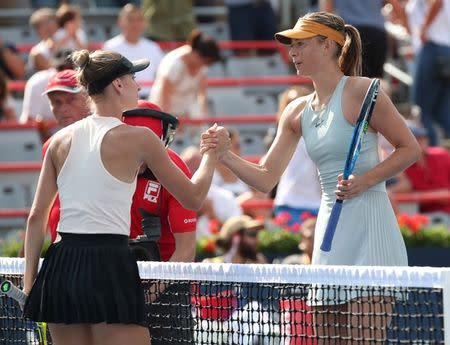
300, 212, 314, 221
290, 223, 301, 232
208, 218, 220, 234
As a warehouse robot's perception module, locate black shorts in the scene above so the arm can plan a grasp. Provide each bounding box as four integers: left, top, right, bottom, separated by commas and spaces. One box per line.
24, 233, 145, 325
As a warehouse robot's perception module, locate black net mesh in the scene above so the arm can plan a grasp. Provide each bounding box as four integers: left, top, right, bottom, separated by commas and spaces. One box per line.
0, 262, 446, 345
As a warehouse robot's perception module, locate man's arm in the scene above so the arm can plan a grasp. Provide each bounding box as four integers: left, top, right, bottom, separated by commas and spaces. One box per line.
0, 40, 26, 79
169, 232, 196, 262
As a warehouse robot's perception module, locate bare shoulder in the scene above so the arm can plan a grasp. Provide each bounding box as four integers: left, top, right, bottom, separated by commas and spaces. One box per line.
344, 76, 374, 102
279, 94, 312, 135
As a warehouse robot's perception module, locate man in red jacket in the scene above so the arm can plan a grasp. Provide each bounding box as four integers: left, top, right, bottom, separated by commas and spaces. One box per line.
123, 100, 197, 345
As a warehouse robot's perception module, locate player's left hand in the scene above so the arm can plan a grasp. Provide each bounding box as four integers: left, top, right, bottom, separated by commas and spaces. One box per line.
335, 174, 369, 200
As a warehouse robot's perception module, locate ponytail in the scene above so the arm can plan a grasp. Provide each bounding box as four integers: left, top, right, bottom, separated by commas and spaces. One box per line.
339, 24, 362, 76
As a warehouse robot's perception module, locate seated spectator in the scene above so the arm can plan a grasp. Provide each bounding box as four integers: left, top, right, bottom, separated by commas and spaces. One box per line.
0, 36, 26, 80
388, 123, 450, 215
213, 127, 250, 196
204, 215, 267, 264
181, 146, 243, 239
149, 29, 221, 119
20, 48, 74, 124
224, 0, 277, 42
0, 70, 16, 121
53, 4, 88, 51
28, 8, 58, 73
236, 186, 272, 220
142, 0, 197, 41
103, 4, 164, 98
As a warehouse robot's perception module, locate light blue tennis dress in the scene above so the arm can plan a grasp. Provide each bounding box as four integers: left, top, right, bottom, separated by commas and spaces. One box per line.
301, 76, 408, 268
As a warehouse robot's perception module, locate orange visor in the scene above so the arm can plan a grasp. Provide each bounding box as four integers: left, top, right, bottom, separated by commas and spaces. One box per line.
275, 19, 345, 46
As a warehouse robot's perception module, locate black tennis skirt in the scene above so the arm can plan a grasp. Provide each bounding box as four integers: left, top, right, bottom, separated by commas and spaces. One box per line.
23, 233, 145, 325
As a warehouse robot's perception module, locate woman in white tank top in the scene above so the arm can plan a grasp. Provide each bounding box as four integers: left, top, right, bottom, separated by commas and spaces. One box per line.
23, 49, 230, 345
201, 11, 421, 344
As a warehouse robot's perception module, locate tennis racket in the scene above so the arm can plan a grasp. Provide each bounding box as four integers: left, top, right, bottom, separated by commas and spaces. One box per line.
320, 78, 381, 252
0, 280, 49, 345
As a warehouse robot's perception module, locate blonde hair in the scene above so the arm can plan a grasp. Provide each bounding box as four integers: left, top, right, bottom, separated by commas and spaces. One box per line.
29, 7, 56, 27
302, 12, 362, 76
71, 49, 123, 95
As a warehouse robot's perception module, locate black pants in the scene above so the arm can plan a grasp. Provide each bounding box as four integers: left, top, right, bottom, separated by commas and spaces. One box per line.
356, 25, 388, 78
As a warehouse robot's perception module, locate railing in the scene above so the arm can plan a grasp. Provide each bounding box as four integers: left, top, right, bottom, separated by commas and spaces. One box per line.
8, 75, 310, 93
1, 191, 449, 220
240, 191, 450, 211
15, 40, 284, 54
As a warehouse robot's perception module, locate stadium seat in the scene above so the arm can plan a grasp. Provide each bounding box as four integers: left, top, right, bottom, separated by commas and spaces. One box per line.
207, 62, 226, 78
208, 88, 277, 116
226, 54, 290, 77
0, 183, 27, 229
84, 23, 108, 43
0, 128, 42, 162
0, 26, 37, 44
239, 132, 267, 156
199, 22, 230, 41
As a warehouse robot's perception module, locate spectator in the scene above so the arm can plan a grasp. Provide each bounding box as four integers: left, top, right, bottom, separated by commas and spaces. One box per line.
281, 216, 317, 265
149, 29, 221, 118
181, 145, 243, 239
123, 100, 196, 345
141, 0, 197, 41
213, 127, 250, 196
0, 37, 26, 80
20, 48, 75, 124
388, 122, 450, 216
273, 85, 321, 226
103, 4, 164, 98
320, 0, 393, 78
28, 8, 58, 73
204, 215, 267, 264
236, 186, 273, 219
53, 4, 88, 51
0, 70, 16, 121
224, 0, 277, 42
410, 0, 450, 146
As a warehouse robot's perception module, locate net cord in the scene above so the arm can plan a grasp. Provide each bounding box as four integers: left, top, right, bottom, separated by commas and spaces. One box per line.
1, 257, 449, 288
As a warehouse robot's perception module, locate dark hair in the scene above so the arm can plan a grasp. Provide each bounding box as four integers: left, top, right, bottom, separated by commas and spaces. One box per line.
71, 49, 123, 95
187, 29, 221, 63
303, 12, 362, 76
0, 70, 7, 105
53, 48, 75, 70
56, 4, 81, 28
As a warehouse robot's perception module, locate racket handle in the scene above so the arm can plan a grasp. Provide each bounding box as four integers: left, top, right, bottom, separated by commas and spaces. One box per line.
1, 280, 27, 306
320, 199, 343, 252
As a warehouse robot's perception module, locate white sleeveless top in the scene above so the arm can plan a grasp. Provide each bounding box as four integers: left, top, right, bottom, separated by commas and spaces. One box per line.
57, 115, 136, 236
274, 138, 321, 209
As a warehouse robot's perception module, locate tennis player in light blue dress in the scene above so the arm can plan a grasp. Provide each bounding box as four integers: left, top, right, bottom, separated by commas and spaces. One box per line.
201, 11, 420, 344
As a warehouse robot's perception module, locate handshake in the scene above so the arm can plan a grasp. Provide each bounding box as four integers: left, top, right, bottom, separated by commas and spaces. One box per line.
200, 123, 231, 159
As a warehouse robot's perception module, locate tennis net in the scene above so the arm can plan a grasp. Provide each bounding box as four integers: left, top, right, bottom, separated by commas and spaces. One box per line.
0, 257, 449, 344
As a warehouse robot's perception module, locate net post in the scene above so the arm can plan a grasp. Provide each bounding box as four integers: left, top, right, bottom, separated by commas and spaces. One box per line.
444, 270, 450, 345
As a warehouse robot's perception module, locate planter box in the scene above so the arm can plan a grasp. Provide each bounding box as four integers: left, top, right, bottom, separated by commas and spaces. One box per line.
407, 247, 450, 267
